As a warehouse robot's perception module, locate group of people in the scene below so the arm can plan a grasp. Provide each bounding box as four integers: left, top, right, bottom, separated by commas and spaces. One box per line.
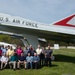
0, 44, 53, 70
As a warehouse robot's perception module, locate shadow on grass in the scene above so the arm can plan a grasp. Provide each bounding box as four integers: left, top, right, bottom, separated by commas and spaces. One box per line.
51, 64, 58, 67
46, 73, 59, 75
54, 54, 75, 63
40, 64, 58, 68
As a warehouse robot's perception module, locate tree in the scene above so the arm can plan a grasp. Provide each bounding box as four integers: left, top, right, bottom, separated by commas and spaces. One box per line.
0, 35, 24, 46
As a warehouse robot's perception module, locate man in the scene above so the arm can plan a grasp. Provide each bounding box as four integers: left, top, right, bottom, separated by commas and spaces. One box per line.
36, 45, 43, 66
26, 53, 33, 69
9, 52, 18, 70
7, 46, 14, 58
23, 46, 29, 57
0, 53, 9, 70
33, 53, 40, 69
17, 53, 26, 69
28, 45, 36, 56
44, 46, 53, 67
2, 46, 7, 55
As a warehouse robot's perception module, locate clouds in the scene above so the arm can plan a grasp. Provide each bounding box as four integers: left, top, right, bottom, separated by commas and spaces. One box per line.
0, 0, 75, 24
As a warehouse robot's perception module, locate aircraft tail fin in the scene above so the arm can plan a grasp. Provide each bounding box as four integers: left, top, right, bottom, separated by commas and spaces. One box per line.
53, 14, 75, 27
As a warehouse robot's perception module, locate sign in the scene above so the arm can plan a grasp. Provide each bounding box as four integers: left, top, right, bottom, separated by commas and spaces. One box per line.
54, 44, 59, 49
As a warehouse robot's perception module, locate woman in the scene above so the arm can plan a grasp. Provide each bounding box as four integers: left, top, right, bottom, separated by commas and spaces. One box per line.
16, 46, 23, 56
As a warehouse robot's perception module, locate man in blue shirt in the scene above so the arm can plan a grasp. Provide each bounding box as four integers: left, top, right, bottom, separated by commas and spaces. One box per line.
33, 53, 40, 69
17, 53, 26, 69
26, 53, 33, 69
2, 46, 7, 55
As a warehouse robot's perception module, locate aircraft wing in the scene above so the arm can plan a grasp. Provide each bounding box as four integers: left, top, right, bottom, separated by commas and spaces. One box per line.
0, 13, 75, 43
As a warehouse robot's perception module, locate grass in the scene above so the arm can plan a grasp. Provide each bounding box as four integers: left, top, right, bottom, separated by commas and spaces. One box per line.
0, 49, 75, 75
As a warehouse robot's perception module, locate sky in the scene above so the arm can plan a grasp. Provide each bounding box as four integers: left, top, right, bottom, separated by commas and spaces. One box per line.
0, 0, 75, 24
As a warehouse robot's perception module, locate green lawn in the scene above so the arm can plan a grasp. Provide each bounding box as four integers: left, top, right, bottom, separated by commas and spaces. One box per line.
0, 49, 75, 75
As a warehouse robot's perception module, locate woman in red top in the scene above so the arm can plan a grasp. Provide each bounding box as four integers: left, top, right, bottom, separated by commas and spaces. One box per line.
16, 46, 23, 56
0, 47, 2, 56
0, 46, 2, 62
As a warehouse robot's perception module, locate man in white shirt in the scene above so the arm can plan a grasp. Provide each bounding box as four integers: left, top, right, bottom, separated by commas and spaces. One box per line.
36, 45, 43, 66
36, 45, 42, 55
0, 53, 9, 69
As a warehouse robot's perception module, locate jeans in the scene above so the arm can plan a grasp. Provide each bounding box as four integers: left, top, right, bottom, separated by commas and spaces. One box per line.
26, 62, 33, 69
